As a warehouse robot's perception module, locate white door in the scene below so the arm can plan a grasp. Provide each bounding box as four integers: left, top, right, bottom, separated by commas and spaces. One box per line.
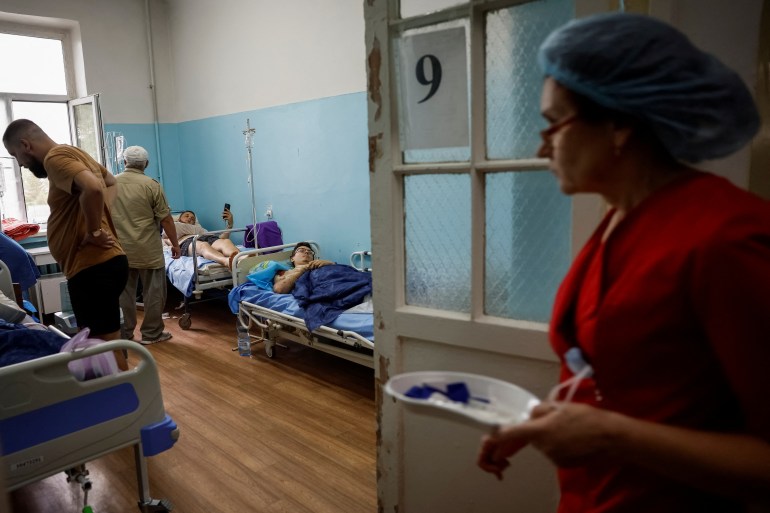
364, 1, 605, 511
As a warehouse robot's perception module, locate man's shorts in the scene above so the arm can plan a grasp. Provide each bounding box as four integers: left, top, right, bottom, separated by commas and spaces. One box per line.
67, 255, 129, 336
180, 234, 220, 256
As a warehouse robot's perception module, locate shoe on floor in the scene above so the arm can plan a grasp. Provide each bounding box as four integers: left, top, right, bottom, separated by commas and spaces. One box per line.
140, 332, 172, 345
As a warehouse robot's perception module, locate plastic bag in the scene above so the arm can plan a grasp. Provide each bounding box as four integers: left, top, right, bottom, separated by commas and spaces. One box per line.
60, 328, 119, 380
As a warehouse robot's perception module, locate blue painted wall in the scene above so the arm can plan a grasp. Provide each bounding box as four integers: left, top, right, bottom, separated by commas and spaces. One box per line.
107, 92, 371, 265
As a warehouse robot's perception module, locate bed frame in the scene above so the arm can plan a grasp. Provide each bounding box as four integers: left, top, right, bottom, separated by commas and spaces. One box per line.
231, 243, 374, 368
0, 341, 179, 512
172, 227, 246, 330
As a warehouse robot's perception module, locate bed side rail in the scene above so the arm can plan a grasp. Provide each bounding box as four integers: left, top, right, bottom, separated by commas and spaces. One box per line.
239, 300, 374, 351
0, 341, 175, 491
189, 227, 247, 295
350, 250, 372, 272
231, 241, 320, 285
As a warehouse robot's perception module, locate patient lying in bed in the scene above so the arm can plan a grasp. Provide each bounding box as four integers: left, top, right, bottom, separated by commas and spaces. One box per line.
163, 209, 240, 269
272, 241, 334, 293
230, 242, 374, 339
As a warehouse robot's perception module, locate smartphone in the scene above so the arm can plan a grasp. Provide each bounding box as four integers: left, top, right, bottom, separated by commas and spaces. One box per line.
224, 203, 231, 211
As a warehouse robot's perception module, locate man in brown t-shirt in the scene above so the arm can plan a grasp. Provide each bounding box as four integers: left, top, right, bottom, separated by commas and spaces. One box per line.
3, 119, 129, 367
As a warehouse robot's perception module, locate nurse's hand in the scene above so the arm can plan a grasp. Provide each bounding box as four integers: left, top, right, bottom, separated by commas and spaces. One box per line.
528, 402, 619, 467
478, 402, 619, 477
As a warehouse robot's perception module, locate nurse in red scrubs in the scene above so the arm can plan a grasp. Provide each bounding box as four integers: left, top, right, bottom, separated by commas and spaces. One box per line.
477, 12, 770, 513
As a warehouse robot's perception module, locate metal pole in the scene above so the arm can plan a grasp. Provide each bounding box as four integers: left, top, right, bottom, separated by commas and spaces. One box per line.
243, 119, 258, 240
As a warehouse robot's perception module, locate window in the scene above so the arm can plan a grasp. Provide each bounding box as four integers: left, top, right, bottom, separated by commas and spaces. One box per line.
0, 29, 73, 228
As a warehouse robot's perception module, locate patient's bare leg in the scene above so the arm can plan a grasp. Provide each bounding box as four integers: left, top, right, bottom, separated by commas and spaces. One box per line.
212, 238, 239, 257
212, 239, 240, 269
192, 241, 230, 266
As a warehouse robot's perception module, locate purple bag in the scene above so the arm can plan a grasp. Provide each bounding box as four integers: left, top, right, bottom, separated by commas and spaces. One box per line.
60, 328, 119, 381
245, 221, 283, 252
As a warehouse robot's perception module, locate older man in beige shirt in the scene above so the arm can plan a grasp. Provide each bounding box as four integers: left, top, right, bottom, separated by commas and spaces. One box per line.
112, 146, 180, 344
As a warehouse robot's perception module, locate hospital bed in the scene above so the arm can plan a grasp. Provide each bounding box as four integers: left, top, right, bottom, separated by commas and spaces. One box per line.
228, 243, 374, 368
0, 340, 179, 512
164, 227, 246, 330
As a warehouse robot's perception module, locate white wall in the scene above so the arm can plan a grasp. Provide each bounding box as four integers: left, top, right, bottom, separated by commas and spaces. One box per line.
0, 0, 163, 125
164, 0, 367, 122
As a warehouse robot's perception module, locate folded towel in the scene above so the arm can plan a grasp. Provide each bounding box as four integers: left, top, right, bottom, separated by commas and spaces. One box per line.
2, 218, 40, 242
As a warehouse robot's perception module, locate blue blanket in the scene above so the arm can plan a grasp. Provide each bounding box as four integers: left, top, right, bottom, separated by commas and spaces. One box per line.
0, 319, 67, 367
292, 264, 372, 332
0, 233, 40, 290
228, 283, 374, 341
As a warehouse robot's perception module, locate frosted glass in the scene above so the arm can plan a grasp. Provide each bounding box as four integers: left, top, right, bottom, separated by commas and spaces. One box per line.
485, 171, 571, 322
486, 0, 573, 159
405, 174, 471, 312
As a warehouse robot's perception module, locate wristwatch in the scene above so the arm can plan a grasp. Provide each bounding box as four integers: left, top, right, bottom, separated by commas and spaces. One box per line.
91, 228, 102, 237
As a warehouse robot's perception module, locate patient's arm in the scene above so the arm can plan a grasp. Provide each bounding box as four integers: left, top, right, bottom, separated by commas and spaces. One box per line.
272, 260, 334, 293
306, 260, 333, 270
160, 214, 181, 258
220, 209, 234, 239
273, 265, 307, 294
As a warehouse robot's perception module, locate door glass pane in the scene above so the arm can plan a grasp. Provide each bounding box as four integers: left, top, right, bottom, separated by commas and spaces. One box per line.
394, 20, 470, 164
401, 0, 466, 19
0, 34, 67, 95
485, 171, 570, 322
405, 174, 470, 312
486, 0, 573, 159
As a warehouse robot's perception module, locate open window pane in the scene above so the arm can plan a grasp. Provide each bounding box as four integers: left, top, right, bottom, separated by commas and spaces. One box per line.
405, 174, 471, 312
11, 101, 70, 226
12, 102, 71, 144
485, 171, 571, 322
70, 101, 101, 163
0, 34, 67, 95
20, 166, 50, 225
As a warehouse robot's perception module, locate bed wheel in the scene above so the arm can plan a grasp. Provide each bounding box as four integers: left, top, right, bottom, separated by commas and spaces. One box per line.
178, 313, 192, 330
265, 342, 275, 358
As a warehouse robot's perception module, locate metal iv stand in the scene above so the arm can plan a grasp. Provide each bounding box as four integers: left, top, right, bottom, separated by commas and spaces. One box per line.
243, 119, 258, 239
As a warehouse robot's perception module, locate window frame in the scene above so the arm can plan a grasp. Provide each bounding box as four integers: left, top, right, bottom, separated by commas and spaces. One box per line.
0, 23, 75, 227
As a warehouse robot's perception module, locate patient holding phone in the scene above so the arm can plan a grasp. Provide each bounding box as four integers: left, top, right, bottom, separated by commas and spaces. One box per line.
163, 206, 239, 269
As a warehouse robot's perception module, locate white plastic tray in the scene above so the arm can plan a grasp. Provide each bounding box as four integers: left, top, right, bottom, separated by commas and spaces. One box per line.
385, 371, 540, 427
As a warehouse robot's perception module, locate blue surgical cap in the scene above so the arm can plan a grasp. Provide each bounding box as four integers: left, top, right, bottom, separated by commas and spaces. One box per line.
538, 13, 759, 162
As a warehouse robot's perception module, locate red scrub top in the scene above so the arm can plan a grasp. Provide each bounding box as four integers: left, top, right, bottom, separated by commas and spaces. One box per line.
549, 171, 770, 513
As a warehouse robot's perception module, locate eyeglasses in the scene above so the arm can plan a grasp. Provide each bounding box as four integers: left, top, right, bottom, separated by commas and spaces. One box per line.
294, 247, 315, 256
540, 114, 579, 144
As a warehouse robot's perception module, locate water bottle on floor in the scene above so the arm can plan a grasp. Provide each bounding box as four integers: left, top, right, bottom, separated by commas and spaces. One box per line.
237, 325, 251, 357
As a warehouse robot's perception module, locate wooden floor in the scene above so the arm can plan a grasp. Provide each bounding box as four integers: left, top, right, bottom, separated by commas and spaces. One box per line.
9, 297, 377, 513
